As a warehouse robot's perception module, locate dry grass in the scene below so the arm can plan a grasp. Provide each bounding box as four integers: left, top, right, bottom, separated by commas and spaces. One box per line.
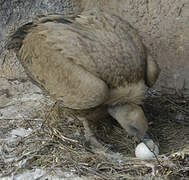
0, 88, 189, 179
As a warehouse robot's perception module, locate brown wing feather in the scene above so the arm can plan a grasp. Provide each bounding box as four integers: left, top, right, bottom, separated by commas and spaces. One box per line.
8, 12, 157, 108
29, 12, 147, 88
19, 27, 109, 109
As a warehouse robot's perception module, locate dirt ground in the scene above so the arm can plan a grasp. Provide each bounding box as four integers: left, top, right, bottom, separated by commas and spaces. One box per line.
0, 85, 189, 179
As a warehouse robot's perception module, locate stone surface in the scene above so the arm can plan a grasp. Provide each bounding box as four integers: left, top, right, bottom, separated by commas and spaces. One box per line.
81, 0, 189, 90
1, 0, 189, 90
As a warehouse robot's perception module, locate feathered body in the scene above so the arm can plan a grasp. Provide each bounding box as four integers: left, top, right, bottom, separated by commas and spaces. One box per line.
8, 11, 160, 149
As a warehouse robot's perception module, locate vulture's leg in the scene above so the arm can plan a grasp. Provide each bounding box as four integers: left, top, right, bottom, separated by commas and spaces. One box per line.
80, 107, 110, 151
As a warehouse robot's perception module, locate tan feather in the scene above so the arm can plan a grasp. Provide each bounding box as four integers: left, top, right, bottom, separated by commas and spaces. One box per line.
7, 12, 160, 145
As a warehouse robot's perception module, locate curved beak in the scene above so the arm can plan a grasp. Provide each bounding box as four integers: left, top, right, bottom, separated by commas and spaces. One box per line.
137, 131, 152, 143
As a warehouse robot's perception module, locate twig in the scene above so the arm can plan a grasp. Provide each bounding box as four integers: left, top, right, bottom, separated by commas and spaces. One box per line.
79, 165, 110, 180
52, 128, 78, 143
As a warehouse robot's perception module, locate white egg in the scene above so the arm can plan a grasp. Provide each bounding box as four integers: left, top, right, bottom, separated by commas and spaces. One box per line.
135, 140, 159, 160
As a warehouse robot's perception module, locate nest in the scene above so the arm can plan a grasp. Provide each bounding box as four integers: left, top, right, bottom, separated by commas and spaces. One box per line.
0, 88, 189, 179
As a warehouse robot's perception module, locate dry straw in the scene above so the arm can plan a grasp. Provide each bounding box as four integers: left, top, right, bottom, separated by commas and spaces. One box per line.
0, 88, 189, 179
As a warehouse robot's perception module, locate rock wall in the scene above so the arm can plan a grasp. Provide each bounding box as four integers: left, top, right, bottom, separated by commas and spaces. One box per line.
0, 0, 189, 91
80, 0, 189, 90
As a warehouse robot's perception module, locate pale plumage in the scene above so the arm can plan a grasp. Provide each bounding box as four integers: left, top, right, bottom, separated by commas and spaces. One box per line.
8, 11, 160, 152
